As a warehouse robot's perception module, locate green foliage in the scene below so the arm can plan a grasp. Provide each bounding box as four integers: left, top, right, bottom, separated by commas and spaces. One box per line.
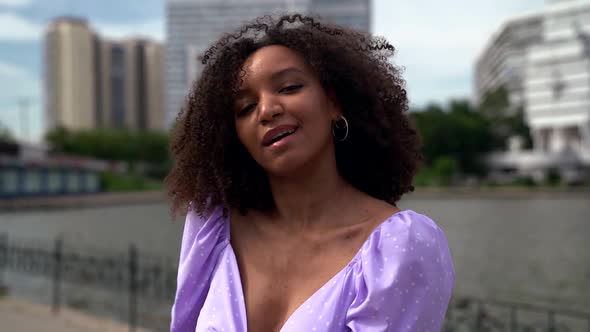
411, 84, 538, 187
478, 85, 533, 149
99, 171, 163, 192
0, 121, 14, 142
432, 156, 457, 185
46, 127, 170, 162
411, 99, 495, 177
545, 168, 562, 187
45, 128, 171, 192
414, 156, 457, 187
507, 107, 533, 149
511, 176, 537, 187
479, 85, 510, 120
45, 127, 171, 179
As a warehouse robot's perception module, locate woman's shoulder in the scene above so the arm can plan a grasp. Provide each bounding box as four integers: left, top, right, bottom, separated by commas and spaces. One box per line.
355, 209, 455, 283
345, 210, 455, 330
177, 204, 229, 264
171, 205, 230, 331
368, 209, 449, 253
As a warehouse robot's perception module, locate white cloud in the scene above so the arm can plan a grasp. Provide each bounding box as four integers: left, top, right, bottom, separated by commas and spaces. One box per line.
0, 61, 41, 105
0, 13, 41, 40
0, 61, 40, 100
373, 0, 546, 106
0, 0, 32, 7
0, 61, 29, 77
0, 61, 42, 142
94, 19, 165, 41
0, 100, 43, 143
0, 14, 164, 42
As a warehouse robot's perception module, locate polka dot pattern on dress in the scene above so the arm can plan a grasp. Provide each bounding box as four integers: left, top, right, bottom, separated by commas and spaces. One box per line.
171, 207, 455, 332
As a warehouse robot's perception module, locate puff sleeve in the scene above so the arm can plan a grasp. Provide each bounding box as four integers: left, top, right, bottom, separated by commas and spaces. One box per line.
345, 211, 455, 332
170, 206, 228, 332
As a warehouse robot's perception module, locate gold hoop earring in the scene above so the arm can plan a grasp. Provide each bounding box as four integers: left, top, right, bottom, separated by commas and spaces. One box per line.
332, 116, 349, 141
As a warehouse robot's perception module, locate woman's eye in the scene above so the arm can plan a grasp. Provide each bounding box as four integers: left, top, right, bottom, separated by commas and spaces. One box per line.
279, 84, 303, 94
238, 104, 256, 116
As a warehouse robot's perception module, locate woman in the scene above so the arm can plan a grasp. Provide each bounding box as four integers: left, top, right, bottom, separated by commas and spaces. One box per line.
167, 14, 454, 332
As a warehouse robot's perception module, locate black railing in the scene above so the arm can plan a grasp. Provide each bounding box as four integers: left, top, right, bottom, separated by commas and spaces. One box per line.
1, 233, 589, 332
0, 233, 176, 331
444, 296, 590, 331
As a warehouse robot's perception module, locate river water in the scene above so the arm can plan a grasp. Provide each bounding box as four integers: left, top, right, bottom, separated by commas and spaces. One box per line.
1, 192, 589, 326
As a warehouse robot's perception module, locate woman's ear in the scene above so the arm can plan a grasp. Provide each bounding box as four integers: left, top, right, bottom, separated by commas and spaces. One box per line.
326, 90, 343, 120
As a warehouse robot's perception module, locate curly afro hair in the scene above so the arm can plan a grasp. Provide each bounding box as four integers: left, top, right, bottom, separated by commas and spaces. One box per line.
166, 14, 422, 217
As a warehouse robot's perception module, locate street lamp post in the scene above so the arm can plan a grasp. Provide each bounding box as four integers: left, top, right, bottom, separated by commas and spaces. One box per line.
17, 97, 30, 142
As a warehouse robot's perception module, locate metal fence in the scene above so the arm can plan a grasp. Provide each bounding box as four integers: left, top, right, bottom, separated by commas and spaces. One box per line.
0, 233, 176, 331
1, 233, 589, 332
443, 296, 590, 332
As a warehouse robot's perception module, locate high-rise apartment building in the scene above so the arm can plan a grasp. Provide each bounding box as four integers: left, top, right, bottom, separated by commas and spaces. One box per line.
474, 13, 544, 109
144, 42, 166, 131
525, 1, 590, 156
482, 0, 590, 182
45, 18, 165, 132
97, 39, 165, 130
309, 0, 370, 32
165, 0, 372, 126
45, 17, 99, 130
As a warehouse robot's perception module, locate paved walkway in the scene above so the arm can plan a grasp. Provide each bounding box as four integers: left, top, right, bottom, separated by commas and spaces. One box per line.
0, 296, 152, 332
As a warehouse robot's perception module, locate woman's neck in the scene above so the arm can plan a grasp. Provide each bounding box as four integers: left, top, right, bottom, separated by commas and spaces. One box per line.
266, 155, 357, 228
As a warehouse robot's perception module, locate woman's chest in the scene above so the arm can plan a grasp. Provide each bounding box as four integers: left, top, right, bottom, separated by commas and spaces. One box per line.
232, 237, 360, 331
196, 247, 355, 332
224, 212, 376, 331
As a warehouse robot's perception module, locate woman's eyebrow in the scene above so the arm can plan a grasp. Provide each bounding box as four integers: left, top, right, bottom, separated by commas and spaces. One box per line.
270, 67, 306, 82
235, 67, 305, 98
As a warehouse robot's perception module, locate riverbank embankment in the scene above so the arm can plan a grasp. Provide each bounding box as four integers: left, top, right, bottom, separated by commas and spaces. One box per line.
0, 191, 166, 212
1, 187, 589, 212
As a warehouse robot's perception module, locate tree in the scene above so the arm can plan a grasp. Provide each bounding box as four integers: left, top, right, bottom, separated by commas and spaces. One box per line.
45, 128, 171, 179
411, 99, 495, 176
479, 85, 511, 120
505, 106, 533, 149
0, 122, 14, 142
478, 85, 533, 149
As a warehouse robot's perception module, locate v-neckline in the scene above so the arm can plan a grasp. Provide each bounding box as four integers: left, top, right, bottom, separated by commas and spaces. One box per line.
225, 209, 405, 332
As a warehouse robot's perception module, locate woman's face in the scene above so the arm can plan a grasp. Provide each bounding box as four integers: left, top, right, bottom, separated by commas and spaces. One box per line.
233, 45, 341, 177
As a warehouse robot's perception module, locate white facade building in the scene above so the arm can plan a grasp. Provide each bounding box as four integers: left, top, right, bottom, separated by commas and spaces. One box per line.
525, 1, 590, 161
481, 0, 590, 183
165, 0, 372, 127
475, 13, 543, 109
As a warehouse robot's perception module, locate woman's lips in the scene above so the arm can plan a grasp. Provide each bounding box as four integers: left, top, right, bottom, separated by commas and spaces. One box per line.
262, 125, 298, 147
265, 129, 298, 150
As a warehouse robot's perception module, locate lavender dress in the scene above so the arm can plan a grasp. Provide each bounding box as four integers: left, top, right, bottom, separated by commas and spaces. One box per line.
171, 206, 455, 332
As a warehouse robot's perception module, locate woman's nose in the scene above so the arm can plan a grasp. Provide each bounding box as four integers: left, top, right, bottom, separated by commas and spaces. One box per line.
258, 94, 283, 124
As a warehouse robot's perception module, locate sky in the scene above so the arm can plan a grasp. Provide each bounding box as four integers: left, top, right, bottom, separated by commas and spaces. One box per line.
0, 0, 547, 142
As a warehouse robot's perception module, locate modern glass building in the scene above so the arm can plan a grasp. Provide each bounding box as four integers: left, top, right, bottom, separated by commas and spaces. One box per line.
309, 0, 370, 32
474, 12, 543, 109
164, 0, 372, 126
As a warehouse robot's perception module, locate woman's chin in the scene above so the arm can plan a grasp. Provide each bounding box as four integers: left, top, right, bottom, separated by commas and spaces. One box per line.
263, 157, 308, 179
265, 164, 302, 178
